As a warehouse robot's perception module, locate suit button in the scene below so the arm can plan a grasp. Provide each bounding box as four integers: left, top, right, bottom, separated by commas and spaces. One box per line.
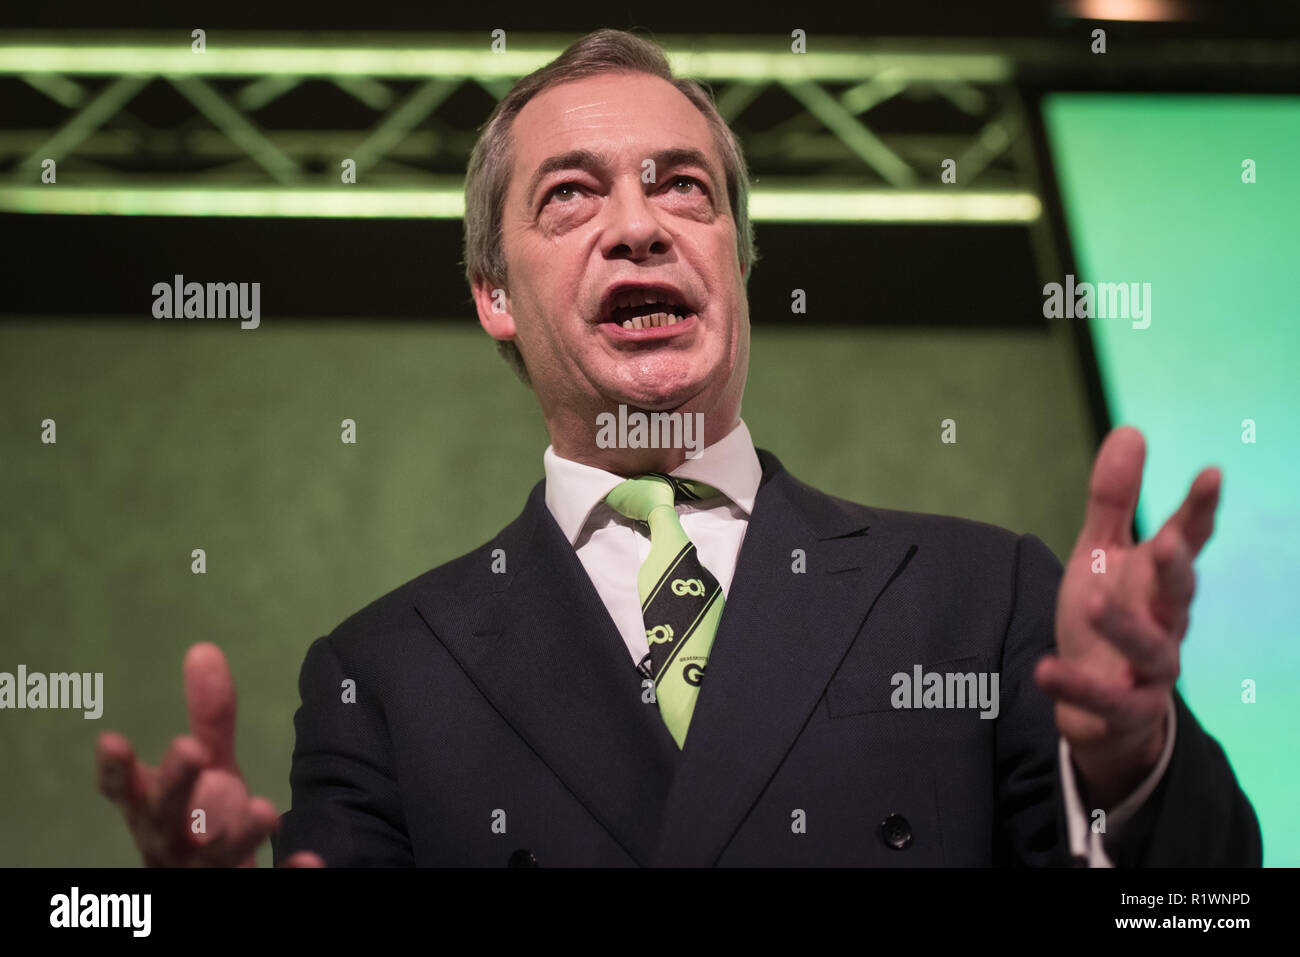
880, 814, 912, 850
508, 848, 538, 868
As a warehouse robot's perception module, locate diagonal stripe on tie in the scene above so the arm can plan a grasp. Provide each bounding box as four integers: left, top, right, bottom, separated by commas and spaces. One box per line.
644, 548, 721, 677
650, 579, 723, 684
642, 542, 693, 612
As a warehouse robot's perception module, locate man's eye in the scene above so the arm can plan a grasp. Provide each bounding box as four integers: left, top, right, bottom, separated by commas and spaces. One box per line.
547, 183, 582, 203
669, 176, 703, 194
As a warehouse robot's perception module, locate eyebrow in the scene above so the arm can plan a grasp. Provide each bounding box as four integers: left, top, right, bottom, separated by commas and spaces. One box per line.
524, 146, 720, 202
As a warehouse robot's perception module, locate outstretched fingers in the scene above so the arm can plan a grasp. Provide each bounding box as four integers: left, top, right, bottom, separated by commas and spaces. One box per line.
96, 731, 151, 809
151, 735, 209, 860
1158, 466, 1222, 559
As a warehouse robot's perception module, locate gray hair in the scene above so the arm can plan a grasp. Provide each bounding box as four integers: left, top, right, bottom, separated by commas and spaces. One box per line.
462, 28, 758, 387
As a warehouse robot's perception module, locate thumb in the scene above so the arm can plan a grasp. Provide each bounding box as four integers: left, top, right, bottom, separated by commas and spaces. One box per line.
1078, 426, 1145, 549
184, 642, 239, 772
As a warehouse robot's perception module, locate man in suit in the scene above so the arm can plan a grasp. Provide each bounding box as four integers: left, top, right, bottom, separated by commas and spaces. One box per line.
96, 28, 1260, 867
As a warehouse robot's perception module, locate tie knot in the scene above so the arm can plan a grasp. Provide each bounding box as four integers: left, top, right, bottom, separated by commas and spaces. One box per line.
604, 473, 720, 524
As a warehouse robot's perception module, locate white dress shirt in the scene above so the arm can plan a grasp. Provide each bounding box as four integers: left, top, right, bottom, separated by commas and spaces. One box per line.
541, 417, 1175, 866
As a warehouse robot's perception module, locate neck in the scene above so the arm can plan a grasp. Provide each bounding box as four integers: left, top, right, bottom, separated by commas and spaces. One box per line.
549, 406, 740, 476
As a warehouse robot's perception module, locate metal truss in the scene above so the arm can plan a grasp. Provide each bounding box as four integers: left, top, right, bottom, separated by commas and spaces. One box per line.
0, 32, 1046, 222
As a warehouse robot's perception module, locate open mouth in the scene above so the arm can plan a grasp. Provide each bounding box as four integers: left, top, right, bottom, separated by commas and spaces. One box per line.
599, 286, 697, 330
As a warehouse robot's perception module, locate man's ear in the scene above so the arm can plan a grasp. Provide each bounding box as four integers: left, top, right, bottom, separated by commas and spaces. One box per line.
471, 278, 517, 341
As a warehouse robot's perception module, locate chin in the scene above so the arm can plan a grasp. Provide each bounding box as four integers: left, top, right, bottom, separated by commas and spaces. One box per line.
604, 360, 714, 411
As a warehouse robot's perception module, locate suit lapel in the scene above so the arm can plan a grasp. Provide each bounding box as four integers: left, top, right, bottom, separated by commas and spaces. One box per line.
412, 450, 918, 867
413, 482, 680, 867
651, 449, 918, 866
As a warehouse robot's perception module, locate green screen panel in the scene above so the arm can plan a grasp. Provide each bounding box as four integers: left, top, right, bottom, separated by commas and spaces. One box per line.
1044, 93, 1300, 867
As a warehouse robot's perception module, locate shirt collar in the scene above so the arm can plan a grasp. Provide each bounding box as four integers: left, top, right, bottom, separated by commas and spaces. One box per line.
543, 418, 762, 546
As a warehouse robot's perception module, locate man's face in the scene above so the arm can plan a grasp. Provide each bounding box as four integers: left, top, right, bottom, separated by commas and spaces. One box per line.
480, 70, 749, 431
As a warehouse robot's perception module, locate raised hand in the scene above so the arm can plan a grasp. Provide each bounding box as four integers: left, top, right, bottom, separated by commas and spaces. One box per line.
96, 642, 324, 867
1035, 426, 1221, 809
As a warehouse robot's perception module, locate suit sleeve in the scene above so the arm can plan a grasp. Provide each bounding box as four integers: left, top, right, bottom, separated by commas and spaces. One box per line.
272, 634, 415, 867
1101, 689, 1261, 867
995, 533, 1262, 867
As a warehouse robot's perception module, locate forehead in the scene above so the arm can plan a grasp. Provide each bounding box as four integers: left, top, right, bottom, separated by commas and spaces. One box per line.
508, 71, 721, 190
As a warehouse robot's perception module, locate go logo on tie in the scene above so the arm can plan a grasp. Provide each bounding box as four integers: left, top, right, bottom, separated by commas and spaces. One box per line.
670, 578, 705, 597
647, 624, 675, 645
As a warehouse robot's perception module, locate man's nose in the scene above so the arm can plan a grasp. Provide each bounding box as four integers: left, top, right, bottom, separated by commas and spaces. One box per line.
601, 180, 672, 261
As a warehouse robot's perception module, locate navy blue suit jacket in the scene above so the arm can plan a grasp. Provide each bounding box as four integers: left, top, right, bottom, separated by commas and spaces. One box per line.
273, 449, 1261, 866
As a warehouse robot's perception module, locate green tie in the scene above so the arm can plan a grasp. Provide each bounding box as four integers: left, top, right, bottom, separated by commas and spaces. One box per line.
605, 473, 726, 749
